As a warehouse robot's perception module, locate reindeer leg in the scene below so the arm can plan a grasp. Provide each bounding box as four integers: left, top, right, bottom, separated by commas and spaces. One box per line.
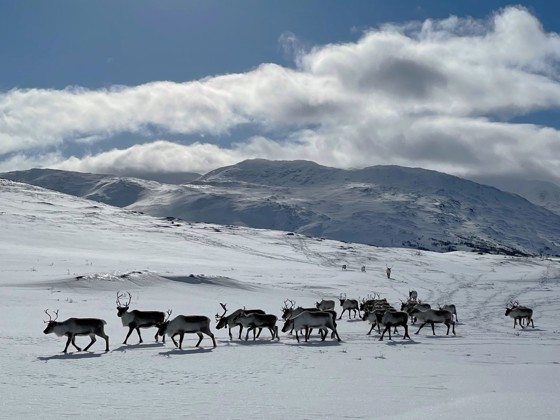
63, 335, 73, 353
154, 330, 159, 343
403, 324, 410, 339
136, 327, 143, 343
430, 322, 436, 335
123, 325, 135, 344
379, 326, 387, 341
228, 326, 233, 340
70, 335, 82, 351
98, 331, 110, 351
367, 324, 375, 335
333, 327, 341, 342
83, 333, 96, 351
238, 325, 243, 340
415, 322, 427, 334
195, 332, 203, 347
295, 330, 300, 343
178, 332, 185, 350
171, 333, 179, 348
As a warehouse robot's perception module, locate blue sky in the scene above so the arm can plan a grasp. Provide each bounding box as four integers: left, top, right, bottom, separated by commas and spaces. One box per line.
2, 1, 560, 183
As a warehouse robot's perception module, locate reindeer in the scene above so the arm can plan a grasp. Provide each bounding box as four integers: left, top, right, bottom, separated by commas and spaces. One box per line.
157, 310, 216, 349
379, 311, 411, 341
215, 303, 265, 339
360, 293, 389, 313
386, 265, 392, 279
342, 264, 347, 271
401, 300, 431, 324
43, 310, 109, 353
234, 311, 279, 341
315, 299, 336, 311
281, 311, 341, 343
408, 290, 418, 302
505, 301, 534, 328
439, 304, 458, 322
338, 294, 360, 319
116, 291, 166, 344
410, 307, 455, 336
282, 299, 320, 321
361, 266, 366, 272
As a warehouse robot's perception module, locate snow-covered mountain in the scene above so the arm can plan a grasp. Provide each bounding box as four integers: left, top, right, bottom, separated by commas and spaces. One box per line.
3, 159, 560, 256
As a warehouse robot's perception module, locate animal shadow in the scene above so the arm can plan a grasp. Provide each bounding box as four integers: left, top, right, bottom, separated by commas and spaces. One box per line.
37, 352, 104, 361
158, 347, 214, 356
112, 342, 165, 352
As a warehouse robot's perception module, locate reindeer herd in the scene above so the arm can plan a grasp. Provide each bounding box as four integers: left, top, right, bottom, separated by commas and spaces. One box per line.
42, 290, 536, 354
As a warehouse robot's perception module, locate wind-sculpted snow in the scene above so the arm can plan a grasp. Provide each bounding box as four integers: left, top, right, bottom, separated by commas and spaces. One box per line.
1, 179, 560, 418
4, 159, 560, 255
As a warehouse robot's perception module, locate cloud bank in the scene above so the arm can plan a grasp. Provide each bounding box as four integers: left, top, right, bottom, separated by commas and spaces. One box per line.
2, 6, 560, 182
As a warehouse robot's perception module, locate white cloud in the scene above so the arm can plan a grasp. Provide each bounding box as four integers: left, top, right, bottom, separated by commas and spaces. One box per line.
2, 6, 560, 183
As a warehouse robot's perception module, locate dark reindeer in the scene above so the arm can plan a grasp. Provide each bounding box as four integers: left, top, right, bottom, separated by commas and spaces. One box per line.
116, 291, 166, 344
43, 309, 109, 353
157, 310, 216, 349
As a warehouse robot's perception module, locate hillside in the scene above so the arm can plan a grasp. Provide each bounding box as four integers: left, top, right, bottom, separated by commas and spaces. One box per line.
3, 160, 560, 256
0, 178, 559, 419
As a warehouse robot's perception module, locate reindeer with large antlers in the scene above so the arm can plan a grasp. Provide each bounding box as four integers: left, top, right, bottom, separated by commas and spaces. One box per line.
215, 303, 265, 340
43, 310, 109, 353
505, 301, 534, 328
116, 291, 166, 344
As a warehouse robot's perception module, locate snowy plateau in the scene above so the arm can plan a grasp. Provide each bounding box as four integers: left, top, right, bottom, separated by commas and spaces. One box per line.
0, 172, 559, 419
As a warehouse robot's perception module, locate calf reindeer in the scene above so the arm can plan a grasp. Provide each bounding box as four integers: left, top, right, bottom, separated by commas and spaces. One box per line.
505, 301, 534, 328
338, 294, 360, 319
43, 309, 109, 353
157, 310, 216, 349
234, 311, 279, 341
116, 291, 166, 344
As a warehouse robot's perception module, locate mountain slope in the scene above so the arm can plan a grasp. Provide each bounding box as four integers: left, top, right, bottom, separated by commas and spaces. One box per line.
3, 160, 560, 256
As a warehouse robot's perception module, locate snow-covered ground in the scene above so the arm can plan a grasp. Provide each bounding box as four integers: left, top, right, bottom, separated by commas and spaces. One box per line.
1, 179, 559, 419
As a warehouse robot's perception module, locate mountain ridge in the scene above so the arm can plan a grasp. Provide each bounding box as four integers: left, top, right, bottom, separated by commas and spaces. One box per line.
3, 159, 560, 256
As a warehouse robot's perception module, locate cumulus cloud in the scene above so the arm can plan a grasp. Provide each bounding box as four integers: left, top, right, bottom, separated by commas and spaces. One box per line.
2, 6, 560, 182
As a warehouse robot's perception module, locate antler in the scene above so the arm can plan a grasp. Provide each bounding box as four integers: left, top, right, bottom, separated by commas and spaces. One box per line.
165, 309, 172, 322
116, 291, 132, 307
282, 299, 295, 311
44, 309, 59, 323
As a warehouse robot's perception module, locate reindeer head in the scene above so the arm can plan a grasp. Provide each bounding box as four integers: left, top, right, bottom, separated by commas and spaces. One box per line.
116, 291, 132, 316
339, 293, 347, 305
281, 299, 296, 320
157, 309, 173, 336
42, 309, 59, 334
505, 300, 519, 316
215, 303, 229, 329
